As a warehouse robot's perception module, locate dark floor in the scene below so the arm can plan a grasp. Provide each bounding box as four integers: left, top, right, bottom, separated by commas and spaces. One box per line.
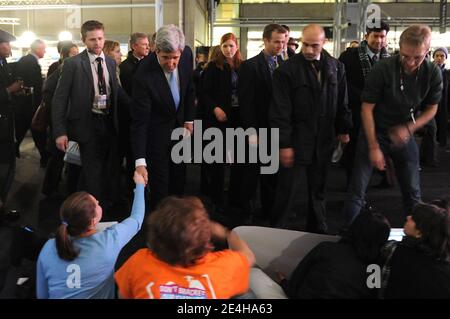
7, 136, 450, 233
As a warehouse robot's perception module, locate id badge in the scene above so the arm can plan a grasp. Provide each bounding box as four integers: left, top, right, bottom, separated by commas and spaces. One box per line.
96, 95, 107, 109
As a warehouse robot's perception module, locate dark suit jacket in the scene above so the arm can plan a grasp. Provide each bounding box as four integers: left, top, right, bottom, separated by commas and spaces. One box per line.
270, 51, 352, 164
13, 54, 43, 116
130, 47, 195, 162
239, 51, 278, 129
52, 50, 119, 144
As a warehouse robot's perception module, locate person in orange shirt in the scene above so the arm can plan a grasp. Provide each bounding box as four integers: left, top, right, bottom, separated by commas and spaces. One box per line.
115, 196, 255, 299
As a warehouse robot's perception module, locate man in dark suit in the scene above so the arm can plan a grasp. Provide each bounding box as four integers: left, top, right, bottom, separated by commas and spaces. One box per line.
339, 21, 390, 185
52, 20, 120, 207
239, 23, 287, 222
13, 39, 49, 166
119, 32, 149, 97
269, 24, 352, 232
0, 30, 23, 205
132, 25, 195, 210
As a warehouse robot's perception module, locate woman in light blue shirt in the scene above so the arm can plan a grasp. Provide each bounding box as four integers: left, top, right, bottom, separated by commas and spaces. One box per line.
36, 172, 145, 299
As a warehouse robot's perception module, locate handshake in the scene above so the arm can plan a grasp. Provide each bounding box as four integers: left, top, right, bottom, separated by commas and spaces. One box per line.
134, 166, 148, 186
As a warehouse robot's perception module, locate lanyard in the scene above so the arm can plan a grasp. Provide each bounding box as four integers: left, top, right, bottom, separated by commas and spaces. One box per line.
399, 64, 419, 124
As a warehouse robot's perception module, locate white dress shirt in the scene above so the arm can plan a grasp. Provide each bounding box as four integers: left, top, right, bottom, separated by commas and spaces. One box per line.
87, 51, 111, 113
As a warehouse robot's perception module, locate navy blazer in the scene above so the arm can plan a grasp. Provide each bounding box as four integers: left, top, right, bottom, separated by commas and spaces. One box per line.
130, 47, 195, 162
52, 50, 119, 144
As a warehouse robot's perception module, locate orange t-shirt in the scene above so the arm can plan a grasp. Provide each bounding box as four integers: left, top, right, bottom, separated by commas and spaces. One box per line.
115, 248, 250, 299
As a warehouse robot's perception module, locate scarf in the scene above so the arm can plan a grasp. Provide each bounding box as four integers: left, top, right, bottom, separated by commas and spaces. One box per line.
358, 40, 390, 79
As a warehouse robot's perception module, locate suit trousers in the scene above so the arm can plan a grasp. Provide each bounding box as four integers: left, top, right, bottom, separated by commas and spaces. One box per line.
270, 160, 330, 233
148, 142, 186, 211
78, 114, 120, 205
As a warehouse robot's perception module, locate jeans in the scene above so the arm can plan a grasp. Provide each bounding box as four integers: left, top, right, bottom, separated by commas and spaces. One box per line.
342, 131, 421, 227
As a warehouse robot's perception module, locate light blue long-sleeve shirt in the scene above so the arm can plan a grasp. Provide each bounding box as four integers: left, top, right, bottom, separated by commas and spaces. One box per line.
36, 184, 145, 299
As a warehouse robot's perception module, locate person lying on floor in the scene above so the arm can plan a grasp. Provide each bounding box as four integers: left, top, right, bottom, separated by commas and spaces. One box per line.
379, 203, 450, 299
278, 210, 390, 299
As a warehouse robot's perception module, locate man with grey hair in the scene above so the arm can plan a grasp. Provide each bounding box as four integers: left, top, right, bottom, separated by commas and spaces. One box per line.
342, 25, 443, 228
131, 24, 195, 210
120, 32, 150, 96
13, 38, 49, 166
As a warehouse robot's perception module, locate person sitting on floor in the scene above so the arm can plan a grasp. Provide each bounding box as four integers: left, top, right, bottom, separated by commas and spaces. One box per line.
380, 203, 450, 299
114, 196, 255, 299
36, 172, 145, 299
279, 210, 390, 299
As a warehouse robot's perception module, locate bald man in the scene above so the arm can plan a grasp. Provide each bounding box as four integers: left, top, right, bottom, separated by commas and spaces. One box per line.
269, 24, 352, 232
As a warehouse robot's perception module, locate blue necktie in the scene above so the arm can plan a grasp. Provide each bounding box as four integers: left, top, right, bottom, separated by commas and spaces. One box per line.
169, 71, 180, 110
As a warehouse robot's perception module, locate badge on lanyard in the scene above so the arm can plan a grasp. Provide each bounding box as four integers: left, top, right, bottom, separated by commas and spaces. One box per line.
96, 94, 108, 109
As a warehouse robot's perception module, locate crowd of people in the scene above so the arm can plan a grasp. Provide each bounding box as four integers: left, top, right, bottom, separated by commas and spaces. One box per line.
0, 19, 449, 299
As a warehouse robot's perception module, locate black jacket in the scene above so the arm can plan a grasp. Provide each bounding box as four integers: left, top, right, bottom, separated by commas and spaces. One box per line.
239, 51, 280, 129
13, 54, 43, 116
0, 60, 16, 200
51, 50, 119, 144
201, 62, 236, 128
130, 48, 195, 162
119, 51, 141, 97
384, 242, 450, 299
285, 242, 377, 299
436, 67, 450, 146
270, 51, 352, 164
338, 47, 388, 128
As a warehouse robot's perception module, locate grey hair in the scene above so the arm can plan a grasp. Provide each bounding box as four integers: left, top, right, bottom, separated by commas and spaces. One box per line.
30, 39, 45, 52
129, 32, 148, 48
155, 24, 185, 53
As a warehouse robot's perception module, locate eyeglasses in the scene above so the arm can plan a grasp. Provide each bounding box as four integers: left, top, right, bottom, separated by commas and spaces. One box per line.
400, 53, 427, 63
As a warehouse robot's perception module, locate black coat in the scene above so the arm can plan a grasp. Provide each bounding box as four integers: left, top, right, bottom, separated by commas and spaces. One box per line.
285, 242, 377, 299
51, 50, 119, 144
0, 60, 16, 201
239, 51, 278, 129
384, 243, 450, 299
338, 47, 389, 125
201, 62, 236, 128
436, 67, 450, 146
130, 48, 195, 163
13, 54, 43, 116
270, 51, 352, 164
119, 51, 141, 97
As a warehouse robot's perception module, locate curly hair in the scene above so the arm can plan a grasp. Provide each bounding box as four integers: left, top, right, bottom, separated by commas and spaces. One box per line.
146, 196, 214, 267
